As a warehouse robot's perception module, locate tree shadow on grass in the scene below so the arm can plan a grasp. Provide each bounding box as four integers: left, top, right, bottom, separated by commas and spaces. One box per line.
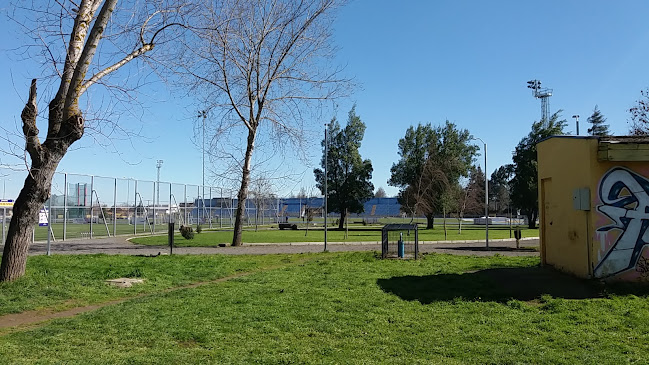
377, 266, 609, 303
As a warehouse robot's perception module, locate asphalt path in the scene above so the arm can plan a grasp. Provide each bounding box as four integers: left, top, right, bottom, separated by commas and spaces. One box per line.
3, 236, 540, 257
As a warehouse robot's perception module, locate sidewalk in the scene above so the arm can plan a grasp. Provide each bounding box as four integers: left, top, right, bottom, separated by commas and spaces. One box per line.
4, 236, 540, 257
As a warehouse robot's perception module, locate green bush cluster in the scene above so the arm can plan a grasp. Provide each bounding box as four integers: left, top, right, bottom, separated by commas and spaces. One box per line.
179, 225, 194, 240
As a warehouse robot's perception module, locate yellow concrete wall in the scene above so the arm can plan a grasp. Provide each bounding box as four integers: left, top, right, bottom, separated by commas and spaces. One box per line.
538, 136, 649, 281
537, 137, 596, 278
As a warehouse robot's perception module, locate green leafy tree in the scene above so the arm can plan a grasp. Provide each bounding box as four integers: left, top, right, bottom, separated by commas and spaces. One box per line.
587, 105, 610, 136
389, 121, 478, 228
510, 112, 567, 228
314, 107, 374, 230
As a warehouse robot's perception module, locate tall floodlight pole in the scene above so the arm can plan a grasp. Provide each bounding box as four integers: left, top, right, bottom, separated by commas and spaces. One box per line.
324, 123, 328, 252
572, 115, 580, 135
527, 79, 553, 125
473, 137, 489, 249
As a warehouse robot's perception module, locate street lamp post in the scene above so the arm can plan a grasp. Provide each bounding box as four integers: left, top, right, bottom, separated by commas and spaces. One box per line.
473, 137, 489, 249
198, 110, 207, 225
572, 115, 580, 135
324, 123, 328, 252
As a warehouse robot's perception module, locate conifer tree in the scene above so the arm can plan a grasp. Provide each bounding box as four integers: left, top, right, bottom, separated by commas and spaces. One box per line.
587, 105, 610, 136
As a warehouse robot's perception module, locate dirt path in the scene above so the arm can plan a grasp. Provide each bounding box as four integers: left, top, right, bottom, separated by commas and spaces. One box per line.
0, 256, 313, 332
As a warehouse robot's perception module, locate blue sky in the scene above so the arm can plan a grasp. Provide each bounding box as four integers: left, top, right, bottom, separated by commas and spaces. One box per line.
2, 0, 649, 199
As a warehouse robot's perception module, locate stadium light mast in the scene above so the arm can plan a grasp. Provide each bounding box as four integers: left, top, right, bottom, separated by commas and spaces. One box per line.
527, 79, 553, 125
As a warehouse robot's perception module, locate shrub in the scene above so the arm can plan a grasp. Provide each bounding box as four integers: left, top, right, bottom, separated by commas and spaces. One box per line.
179, 225, 195, 240
196, 225, 203, 234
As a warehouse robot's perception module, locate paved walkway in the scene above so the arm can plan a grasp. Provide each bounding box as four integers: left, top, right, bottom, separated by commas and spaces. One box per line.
4, 236, 540, 257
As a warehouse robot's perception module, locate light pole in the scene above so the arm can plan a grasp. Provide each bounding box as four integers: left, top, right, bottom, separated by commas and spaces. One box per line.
572, 115, 580, 135
156, 160, 163, 204
198, 110, 207, 224
324, 123, 328, 252
473, 137, 489, 249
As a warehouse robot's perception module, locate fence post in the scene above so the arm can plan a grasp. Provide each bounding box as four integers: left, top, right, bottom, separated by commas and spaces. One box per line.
209, 187, 213, 229
152, 181, 156, 234
63, 173, 67, 241
134, 180, 138, 235
90, 175, 94, 239
113, 178, 117, 237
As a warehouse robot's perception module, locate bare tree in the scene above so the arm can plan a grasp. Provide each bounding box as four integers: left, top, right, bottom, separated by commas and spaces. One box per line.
249, 175, 276, 231
1, 0, 188, 282
184, 0, 349, 246
374, 187, 387, 198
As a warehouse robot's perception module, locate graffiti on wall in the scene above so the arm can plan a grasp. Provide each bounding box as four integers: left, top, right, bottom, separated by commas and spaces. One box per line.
594, 167, 649, 280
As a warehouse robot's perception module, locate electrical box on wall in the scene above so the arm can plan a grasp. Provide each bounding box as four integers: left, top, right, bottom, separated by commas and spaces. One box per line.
572, 187, 590, 211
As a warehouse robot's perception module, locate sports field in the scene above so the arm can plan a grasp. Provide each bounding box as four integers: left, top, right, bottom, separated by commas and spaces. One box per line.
130, 225, 539, 246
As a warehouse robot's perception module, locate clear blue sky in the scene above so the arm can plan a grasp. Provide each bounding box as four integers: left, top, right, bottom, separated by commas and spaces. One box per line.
2, 0, 649, 199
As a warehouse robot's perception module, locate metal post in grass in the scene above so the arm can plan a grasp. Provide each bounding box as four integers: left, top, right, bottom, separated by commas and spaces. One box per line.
63, 173, 67, 241
324, 123, 328, 252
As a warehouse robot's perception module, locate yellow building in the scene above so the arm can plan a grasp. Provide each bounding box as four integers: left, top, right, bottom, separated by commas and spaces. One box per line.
537, 136, 649, 281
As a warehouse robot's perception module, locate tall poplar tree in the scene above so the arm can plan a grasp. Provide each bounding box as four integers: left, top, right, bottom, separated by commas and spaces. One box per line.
314, 107, 374, 229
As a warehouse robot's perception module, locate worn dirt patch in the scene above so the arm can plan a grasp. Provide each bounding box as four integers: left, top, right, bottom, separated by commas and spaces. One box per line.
0, 258, 311, 332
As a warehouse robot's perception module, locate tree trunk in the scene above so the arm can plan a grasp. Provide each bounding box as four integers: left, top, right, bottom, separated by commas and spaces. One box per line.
1, 81, 83, 282
232, 128, 256, 246
338, 209, 346, 230
426, 214, 434, 229
0, 167, 56, 281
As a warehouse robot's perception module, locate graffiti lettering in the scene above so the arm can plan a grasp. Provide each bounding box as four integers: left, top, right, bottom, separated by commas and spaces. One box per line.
594, 167, 649, 278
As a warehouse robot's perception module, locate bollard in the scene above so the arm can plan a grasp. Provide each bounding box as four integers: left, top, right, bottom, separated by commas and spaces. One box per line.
397, 232, 404, 258
514, 228, 522, 249
168, 222, 174, 255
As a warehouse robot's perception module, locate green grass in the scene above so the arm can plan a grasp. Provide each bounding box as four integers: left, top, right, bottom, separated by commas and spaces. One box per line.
131, 225, 539, 247
0, 254, 305, 316
1, 252, 648, 363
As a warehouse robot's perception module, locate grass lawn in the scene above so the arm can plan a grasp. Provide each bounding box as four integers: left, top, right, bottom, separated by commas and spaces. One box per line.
0, 252, 649, 364
0, 254, 304, 316
1, 252, 649, 363
130, 225, 539, 247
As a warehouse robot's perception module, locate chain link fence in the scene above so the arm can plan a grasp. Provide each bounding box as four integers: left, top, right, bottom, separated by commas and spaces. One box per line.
1, 168, 284, 244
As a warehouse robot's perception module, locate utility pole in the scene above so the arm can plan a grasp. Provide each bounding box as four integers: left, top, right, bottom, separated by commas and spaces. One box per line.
473, 137, 489, 249
198, 110, 207, 225
324, 123, 328, 252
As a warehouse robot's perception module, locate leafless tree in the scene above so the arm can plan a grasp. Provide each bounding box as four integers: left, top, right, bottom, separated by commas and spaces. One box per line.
1, 0, 189, 282
183, 0, 349, 246
249, 175, 276, 231
374, 187, 387, 198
